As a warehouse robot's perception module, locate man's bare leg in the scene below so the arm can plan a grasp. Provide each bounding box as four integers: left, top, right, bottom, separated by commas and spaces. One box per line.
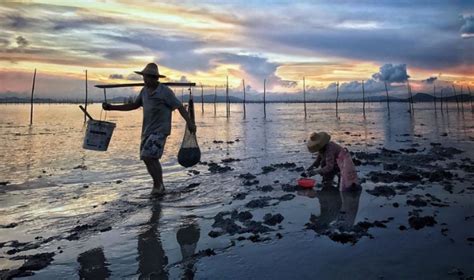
143, 158, 165, 196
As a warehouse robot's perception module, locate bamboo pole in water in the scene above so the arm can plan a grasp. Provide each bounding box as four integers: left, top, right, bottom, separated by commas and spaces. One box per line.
445, 88, 449, 114
468, 86, 473, 112
407, 80, 413, 114
226, 76, 229, 118
242, 79, 246, 119
460, 85, 465, 114
440, 89, 444, 113
452, 85, 460, 112
200, 83, 204, 113
335, 81, 339, 118
433, 84, 436, 112
214, 85, 217, 116
84, 70, 88, 123
303, 77, 307, 119
263, 79, 267, 118
361, 80, 366, 119
384, 81, 390, 116
29, 69, 37, 125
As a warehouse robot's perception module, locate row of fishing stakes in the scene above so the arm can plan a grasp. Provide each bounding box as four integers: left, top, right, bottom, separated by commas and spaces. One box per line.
23, 69, 474, 125
434, 84, 472, 115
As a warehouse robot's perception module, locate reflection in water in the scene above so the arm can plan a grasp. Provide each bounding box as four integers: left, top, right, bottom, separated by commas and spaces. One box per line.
137, 200, 168, 279
1, 103, 473, 277
309, 185, 361, 233
338, 189, 362, 231
176, 221, 200, 279
77, 247, 111, 279
309, 185, 341, 231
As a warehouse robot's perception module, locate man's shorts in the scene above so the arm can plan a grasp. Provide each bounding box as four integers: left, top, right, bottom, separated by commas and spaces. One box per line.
140, 132, 167, 160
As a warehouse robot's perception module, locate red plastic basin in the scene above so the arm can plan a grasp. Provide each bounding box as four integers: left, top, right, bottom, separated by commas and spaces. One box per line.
297, 178, 316, 188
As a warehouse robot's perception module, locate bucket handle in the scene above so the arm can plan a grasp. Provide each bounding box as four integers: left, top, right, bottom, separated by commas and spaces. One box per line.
79, 105, 94, 121
100, 88, 108, 121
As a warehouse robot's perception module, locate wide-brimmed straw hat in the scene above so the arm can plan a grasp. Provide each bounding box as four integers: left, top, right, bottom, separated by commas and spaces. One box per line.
307, 132, 331, 153
134, 63, 166, 78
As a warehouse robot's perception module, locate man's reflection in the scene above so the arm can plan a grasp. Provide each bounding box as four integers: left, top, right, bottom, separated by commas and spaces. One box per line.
137, 200, 168, 279
176, 221, 200, 279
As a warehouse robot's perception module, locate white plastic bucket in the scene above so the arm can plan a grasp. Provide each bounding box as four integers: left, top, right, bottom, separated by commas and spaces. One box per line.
83, 120, 116, 151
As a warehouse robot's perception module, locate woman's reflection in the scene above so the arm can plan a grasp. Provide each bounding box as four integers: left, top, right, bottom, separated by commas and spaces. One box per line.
137, 200, 168, 279
176, 221, 200, 279
77, 247, 111, 279
305, 183, 361, 234
307, 185, 341, 233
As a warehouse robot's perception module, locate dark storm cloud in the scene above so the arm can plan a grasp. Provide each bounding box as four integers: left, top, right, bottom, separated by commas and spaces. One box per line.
105, 32, 213, 72
241, 1, 473, 71
16, 36, 28, 48
215, 54, 277, 80
280, 80, 298, 88
372, 64, 410, 83
109, 74, 124, 79
179, 76, 190, 83
51, 16, 120, 31
328, 79, 385, 94
213, 53, 297, 89
423, 77, 438, 84
4, 15, 31, 29
126, 74, 142, 81
266, 28, 473, 70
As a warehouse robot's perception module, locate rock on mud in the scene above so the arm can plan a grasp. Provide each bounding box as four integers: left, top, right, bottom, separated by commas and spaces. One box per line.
208, 163, 233, 173
263, 213, 284, 226
239, 173, 257, 180
1, 252, 55, 279
246, 197, 271, 208
366, 186, 396, 197
408, 215, 437, 230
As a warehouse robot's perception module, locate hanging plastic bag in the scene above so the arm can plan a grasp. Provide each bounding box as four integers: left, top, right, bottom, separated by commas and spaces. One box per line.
178, 90, 201, 167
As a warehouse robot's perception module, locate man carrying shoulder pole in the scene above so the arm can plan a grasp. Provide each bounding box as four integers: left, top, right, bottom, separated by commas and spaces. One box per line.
102, 63, 196, 197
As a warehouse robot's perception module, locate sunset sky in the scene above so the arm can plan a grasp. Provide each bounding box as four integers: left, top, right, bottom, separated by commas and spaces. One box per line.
0, 0, 473, 100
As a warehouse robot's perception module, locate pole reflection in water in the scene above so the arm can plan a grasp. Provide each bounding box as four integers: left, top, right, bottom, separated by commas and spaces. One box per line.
176, 221, 200, 279
137, 200, 168, 280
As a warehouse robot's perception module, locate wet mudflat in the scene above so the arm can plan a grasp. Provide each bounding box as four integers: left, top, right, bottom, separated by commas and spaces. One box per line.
1, 103, 473, 279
